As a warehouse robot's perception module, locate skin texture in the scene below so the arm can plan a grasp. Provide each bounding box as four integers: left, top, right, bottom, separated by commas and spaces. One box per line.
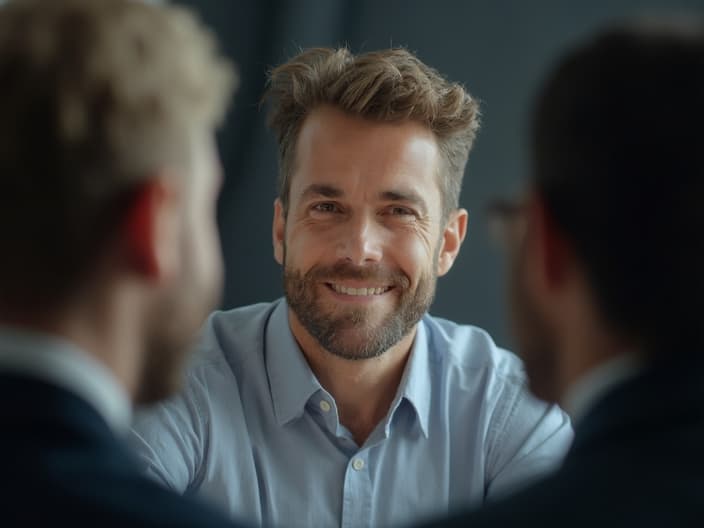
134, 131, 225, 403
272, 105, 467, 443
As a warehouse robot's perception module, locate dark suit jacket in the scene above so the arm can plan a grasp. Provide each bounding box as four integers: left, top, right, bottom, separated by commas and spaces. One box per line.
425, 363, 704, 527
0, 372, 244, 527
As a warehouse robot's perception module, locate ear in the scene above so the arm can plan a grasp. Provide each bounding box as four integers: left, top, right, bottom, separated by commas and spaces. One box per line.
273, 198, 286, 265
527, 194, 572, 292
437, 208, 468, 276
122, 178, 181, 281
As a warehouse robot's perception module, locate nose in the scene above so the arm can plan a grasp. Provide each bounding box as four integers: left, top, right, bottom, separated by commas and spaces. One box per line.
335, 212, 383, 265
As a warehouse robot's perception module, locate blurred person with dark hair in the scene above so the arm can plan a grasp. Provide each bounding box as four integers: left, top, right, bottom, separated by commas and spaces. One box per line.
0, 0, 243, 525
424, 16, 704, 528
130, 46, 572, 527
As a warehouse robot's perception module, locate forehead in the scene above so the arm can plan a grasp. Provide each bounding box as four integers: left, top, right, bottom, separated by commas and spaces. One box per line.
290, 105, 441, 202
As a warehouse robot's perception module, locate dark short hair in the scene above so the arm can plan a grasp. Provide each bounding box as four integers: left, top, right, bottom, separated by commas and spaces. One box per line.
532, 17, 704, 355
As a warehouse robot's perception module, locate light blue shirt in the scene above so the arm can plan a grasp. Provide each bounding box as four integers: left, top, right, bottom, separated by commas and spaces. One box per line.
130, 299, 572, 527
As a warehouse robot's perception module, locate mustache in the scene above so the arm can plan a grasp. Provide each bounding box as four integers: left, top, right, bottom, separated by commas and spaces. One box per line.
305, 262, 410, 288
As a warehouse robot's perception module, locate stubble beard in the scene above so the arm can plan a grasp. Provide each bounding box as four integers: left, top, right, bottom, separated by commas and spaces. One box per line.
136, 248, 222, 404
509, 247, 561, 403
284, 255, 437, 361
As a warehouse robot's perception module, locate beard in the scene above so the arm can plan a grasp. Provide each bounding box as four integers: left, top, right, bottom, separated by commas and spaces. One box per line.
135, 242, 223, 405
284, 256, 437, 361
508, 244, 560, 403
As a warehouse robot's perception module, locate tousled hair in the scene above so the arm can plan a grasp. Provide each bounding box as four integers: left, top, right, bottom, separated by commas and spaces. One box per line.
264, 47, 480, 220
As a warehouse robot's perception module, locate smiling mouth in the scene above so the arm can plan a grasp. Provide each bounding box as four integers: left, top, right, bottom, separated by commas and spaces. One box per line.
327, 283, 392, 296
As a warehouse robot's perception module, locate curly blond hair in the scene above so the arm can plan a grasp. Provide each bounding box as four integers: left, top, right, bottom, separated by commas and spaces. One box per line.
264, 47, 480, 219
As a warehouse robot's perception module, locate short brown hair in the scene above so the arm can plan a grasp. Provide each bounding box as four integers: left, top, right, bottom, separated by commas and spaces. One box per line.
264, 47, 480, 219
0, 0, 236, 309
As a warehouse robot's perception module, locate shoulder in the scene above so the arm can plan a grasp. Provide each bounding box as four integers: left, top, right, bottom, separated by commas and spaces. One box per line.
132, 301, 281, 440
186, 299, 281, 381
422, 313, 525, 386
422, 471, 572, 527
9, 436, 239, 526
107, 474, 242, 526
62, 473, 240, 526
199, 300, 279, 359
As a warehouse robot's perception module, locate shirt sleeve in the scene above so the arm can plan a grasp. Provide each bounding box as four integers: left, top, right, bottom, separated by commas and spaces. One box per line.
483, 378, 573, 501
128, 378, 208, 494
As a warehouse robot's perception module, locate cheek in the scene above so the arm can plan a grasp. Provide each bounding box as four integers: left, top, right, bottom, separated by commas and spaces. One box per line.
203, 228, 224, 276
191, 234, 219, 285
284, 228, 330, 269
186, 206, 223, 277
389, 231, 436, 279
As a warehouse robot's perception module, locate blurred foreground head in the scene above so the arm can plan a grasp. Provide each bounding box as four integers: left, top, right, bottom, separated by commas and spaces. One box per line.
0, 0, 236, 403
509, 17, 704, 402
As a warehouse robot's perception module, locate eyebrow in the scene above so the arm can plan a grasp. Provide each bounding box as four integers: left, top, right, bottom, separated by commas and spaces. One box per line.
380, 189, 428, 214
299, 184, 344, 201
299, 184, 429, 213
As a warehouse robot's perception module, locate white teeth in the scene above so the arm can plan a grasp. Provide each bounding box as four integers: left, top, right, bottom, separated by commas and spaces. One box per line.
331, 284, 389, 296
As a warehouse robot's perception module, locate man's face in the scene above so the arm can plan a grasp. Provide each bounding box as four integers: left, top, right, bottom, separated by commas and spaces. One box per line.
273, 106, 463, 360
137, 131, 224, 403
506, 203, 560, 402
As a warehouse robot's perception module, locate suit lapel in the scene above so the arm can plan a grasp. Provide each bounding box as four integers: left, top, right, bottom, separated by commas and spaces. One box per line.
0, 372, 131, 459
568, 362, 704, 458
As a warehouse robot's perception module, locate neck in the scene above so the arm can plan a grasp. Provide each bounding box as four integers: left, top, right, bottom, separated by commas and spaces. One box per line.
556, 306, 635, 408
562, 351, 643, 426
288, 309, 415, 445
0, 288, 143, 402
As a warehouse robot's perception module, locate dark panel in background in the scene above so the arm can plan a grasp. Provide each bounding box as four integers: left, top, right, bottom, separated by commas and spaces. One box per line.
175, 0, 703, 349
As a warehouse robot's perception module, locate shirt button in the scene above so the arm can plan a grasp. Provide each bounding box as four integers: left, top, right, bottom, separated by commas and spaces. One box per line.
352, 458, 365, 471
319, 400, 331, 412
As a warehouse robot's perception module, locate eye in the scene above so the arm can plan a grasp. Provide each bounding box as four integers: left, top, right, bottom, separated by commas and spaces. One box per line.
311, 202, 340, 214
388, 205, 416, 217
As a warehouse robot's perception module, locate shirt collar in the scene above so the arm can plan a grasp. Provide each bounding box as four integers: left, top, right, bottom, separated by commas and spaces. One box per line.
394, 318, 431, 438
0, 326, 132, 433
563, 352, 643, 428
265, 300, 432, 437
265, 300, 323, 426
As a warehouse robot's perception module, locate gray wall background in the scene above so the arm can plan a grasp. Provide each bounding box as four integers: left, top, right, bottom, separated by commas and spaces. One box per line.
175, 0, 703, 350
